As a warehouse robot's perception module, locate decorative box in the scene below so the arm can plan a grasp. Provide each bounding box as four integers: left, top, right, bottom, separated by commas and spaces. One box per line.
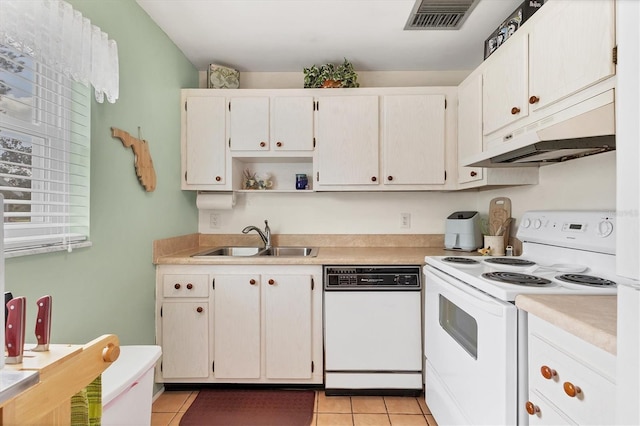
207, 64, 240, 89
484, 0, 546, 60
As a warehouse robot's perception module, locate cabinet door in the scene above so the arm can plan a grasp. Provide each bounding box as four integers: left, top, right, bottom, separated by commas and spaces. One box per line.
529, 0, 615, 112
185, 96, 227, 185
161, 302, 209, 379
229, 97, 270, 151
482, 36, 529, 135
213, 275, 261, 378
264, 275, 313, 379
271, 96, 314, 151
382, 94, 445, 185
457, 74, 484, 184
316, 96, 379, 186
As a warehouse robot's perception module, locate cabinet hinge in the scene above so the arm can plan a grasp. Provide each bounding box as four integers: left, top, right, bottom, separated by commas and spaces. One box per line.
315, 101, 319, 111
311, 278, 314, 290
444, 170, 447, 181
212, 361, 215, 372
228, 138, 231, 148
444, 99, 447, 109
311, 361, 314, 373
160, 306, 163, 317
316, 171, 319, 182
313, 137, 316, 148
184, 101, 187, 111
184, 171, 187, 182
228, 102, 231, 111
160, 362, 162, 372
613, 46, 618, 65
212, 278, 215, 290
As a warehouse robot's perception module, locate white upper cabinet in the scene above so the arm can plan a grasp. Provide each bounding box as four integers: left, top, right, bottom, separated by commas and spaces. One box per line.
457, 74, 484, 184
182, 96, 229, 189
271, 96, 315, 152
382, 94, 445, 185
482, 36, 529, 136
229, 96, 314, 153
528, 0, 615, 112
315, 95, 380, 186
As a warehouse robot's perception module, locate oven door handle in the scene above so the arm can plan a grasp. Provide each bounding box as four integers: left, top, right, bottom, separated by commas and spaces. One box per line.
425, 266, 509, 317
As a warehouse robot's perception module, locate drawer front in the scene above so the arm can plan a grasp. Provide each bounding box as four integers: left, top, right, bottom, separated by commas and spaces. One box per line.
529, 333, 616, 425
525, 389, 575, 426
163, 274, 209, 298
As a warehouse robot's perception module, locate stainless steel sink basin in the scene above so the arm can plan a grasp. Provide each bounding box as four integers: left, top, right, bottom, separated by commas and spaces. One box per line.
191, 246, 318, 258
192, 247, 263, 257
258, 247, 319, 257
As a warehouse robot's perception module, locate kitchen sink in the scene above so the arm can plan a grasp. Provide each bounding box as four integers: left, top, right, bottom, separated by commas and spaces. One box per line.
258, 247, 319, 257
192, 247, 263, 257
191, 246, 318, 258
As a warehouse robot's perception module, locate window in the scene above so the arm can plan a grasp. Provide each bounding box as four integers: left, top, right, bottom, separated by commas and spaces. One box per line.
0, 44, 91, 255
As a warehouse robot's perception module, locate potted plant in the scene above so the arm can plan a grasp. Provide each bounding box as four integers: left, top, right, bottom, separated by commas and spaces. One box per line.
303, 58, 360, 88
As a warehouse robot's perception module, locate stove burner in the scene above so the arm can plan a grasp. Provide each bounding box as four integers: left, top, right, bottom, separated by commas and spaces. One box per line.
555, 274, 617, 288
442, 257, 479, 265
483, 258, 536, 267
482, 272, 552, 286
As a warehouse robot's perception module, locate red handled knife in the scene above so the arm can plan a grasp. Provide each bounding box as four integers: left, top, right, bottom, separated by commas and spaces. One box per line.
33, 295, 52, 352
6, 297, 26, 364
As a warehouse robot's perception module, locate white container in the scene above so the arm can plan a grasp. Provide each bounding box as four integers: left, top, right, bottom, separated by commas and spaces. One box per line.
102, 345, 162, 426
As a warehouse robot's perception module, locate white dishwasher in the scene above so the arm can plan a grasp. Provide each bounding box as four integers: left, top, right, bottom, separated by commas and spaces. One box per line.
323, 265, 423, 396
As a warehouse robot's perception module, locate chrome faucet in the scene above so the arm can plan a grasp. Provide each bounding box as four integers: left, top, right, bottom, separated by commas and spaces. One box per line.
242, 220, 272, 249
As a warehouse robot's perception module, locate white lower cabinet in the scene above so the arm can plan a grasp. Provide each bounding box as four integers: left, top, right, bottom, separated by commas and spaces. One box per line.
526, 315, 616, 425
156, 265, 322, 384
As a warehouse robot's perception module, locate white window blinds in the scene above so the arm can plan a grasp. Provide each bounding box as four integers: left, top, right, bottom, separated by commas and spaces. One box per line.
0, 45, 91, 255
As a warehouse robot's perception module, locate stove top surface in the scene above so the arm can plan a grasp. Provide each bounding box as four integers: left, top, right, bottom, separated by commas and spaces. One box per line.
426, 254, 622, 301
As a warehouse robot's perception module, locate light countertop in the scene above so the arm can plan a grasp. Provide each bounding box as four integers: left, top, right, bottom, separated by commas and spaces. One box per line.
515, 294, 617, 355
153, 233, 466, 265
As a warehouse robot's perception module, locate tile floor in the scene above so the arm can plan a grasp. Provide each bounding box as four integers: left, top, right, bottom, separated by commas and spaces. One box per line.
152, 389, 439, 426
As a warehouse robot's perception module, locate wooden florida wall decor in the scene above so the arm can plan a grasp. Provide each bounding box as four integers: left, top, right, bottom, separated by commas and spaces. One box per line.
111, 127, 157, 192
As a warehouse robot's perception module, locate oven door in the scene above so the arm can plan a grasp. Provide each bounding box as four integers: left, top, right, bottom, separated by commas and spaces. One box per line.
424, 266, 518, 425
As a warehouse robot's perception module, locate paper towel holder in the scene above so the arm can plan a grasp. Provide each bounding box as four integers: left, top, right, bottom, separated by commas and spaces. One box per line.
196, 191, 236, 210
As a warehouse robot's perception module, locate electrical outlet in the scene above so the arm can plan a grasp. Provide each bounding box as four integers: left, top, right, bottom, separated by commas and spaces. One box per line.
210, 213, 220, 229
400, 212, 411, 229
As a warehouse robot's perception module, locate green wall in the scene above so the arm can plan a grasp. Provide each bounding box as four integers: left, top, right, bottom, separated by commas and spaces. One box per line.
5, 0, 199, 345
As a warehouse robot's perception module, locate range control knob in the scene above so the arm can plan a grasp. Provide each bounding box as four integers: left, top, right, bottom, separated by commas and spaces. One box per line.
597, 220, 614, 237
521, 218, 531, 228
534, 219, 543, 229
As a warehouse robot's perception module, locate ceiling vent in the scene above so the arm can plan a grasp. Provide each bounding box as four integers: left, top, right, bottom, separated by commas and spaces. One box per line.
404, 0, 481, 30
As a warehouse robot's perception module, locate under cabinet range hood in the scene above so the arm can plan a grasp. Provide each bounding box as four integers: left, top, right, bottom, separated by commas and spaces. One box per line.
464, 95, 616, 168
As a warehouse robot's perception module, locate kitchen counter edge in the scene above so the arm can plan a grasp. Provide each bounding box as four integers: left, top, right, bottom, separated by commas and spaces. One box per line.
515, 294, 617, 355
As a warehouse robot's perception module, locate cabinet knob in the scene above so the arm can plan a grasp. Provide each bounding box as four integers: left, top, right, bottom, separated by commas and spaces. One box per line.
196, 306, 203, 313
249, 279, 256, 285
525, 401, 540, 416
174, 283, 181, 290
186, 283, 193, 290
470, 171, 477, 177
563, 382, 581, 398
387, 176, 393, 181
260, 141, 266, 147
540, 365, 557, 380
276, 141, 283, 147
529, 95, 540, 104
511, 107, 521, 115
371, 176, 377, 182
215, 176, 221, 182
268, 279, 275, 285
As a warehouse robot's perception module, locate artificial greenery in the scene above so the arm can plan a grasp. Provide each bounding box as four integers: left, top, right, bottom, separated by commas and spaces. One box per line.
303, 58, 360, 88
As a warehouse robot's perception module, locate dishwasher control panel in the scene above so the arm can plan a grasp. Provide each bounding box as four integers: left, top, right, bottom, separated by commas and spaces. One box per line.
324, 266, 421, 290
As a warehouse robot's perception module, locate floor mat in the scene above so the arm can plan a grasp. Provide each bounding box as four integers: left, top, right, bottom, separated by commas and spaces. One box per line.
179, 389, 315, 426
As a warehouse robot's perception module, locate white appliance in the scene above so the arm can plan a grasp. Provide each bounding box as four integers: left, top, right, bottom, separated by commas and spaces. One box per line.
444, 211, 482, 251
424, 210, 632, 425
324, 265, 422, 395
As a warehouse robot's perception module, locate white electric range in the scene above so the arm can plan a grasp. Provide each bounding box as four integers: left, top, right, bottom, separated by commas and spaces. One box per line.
423, 210, 630, 426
